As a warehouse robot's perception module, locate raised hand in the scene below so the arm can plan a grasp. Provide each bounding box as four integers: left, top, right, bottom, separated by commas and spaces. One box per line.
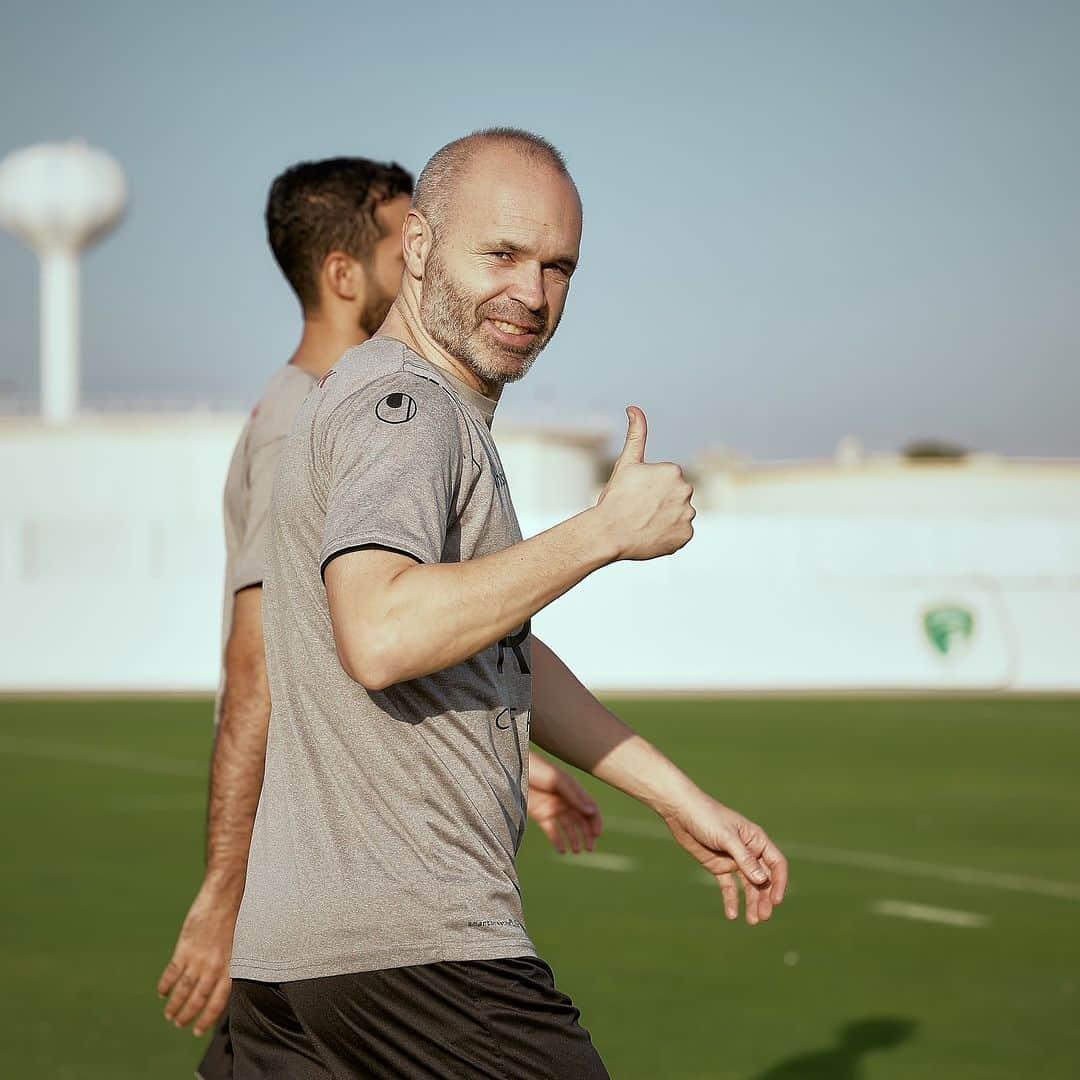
595, 406, 696, 561
663, 793, 788, 926
527, 751, 604, 854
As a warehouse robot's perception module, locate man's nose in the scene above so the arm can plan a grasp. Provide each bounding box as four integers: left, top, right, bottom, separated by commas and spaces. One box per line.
507, 261, 545, 313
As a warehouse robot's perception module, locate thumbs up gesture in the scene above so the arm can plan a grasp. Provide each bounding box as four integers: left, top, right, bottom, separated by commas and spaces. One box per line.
596, 406, 696, 561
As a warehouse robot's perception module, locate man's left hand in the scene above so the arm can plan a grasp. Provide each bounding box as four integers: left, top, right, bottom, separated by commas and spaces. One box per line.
663, 793, 788, 926
527, 751, 604, 854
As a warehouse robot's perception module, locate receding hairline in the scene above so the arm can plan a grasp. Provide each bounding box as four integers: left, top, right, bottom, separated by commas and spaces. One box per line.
413, 128, 578, 232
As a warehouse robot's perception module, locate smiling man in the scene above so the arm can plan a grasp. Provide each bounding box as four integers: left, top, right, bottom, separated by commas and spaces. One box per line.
155, 155, 603, 1080
228, 129, 787, 1079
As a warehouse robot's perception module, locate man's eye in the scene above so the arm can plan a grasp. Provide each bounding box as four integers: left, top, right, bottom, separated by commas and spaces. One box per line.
491, 251, 513, 261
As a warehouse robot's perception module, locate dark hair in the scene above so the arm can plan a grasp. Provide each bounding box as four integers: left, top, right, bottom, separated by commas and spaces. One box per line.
265, 157, 413, 311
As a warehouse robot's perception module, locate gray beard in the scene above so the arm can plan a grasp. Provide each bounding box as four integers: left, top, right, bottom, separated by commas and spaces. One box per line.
420, 251, 545, 386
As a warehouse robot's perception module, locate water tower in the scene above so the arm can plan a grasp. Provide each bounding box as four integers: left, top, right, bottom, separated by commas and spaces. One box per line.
0, 141, 127, 425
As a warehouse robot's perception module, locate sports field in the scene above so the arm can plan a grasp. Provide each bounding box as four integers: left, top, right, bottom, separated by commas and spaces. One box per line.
2, 697, 1077, 1079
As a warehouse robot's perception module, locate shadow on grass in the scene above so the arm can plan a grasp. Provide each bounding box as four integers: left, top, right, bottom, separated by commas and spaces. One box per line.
752, 1017, 917, 1079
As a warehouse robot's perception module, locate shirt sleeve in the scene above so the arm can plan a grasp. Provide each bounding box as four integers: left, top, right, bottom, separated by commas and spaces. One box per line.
319, 374, 467, 577
230, 435, 285, 593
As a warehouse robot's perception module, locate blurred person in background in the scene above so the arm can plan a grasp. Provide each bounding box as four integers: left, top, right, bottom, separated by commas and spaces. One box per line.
226, 128, 787, 1078
156, 156, 604, 1079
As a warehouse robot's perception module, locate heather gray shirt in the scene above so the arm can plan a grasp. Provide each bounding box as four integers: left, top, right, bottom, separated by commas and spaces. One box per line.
217, 364, 317, 724
231, 337, 535, 982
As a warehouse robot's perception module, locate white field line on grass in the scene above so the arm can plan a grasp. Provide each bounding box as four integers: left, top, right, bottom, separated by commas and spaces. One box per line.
604, 817, 1080, 903
5, 736, 1078, 903
872, 900, 989, 928
559, 852, 637, 872
780, 841, 1080, 903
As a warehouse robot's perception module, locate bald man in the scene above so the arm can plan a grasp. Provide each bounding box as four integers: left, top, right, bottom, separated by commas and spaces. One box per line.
154, 156, 603, 1080
229, 129, 788, 1079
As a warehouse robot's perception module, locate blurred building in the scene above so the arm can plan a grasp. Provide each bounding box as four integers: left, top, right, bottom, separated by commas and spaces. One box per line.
493, 419, 608, 516
532, 445, 1080, 693
1, 414, 1077, 694
696, 448, 1080, 517
1, 412, 239, 691
5, 139, 1074, 696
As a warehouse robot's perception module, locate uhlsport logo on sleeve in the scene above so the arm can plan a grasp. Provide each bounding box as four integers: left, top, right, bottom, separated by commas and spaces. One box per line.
922, 604, 975, 657
375, 392, 417, 424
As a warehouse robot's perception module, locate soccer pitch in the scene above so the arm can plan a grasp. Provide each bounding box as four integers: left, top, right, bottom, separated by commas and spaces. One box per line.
3, 697, 1078, 1079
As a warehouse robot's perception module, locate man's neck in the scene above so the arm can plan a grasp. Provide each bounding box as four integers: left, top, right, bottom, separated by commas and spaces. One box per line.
288, 313, 369, 380
379, 296, 504, 403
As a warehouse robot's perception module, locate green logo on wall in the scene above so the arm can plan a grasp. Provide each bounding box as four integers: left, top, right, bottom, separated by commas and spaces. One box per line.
923, 606, 975, 656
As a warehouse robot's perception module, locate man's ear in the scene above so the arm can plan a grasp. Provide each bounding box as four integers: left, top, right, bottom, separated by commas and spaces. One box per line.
402, 209, 432, 281
322, 252, 361, 302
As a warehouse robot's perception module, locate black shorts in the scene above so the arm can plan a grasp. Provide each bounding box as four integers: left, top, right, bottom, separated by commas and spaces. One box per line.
196, 1014, 234, 1080
224, 956, 608, 1079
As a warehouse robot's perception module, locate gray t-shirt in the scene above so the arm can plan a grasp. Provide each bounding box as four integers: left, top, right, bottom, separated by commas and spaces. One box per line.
231, 336, 535, 982
217, 364, 317, 724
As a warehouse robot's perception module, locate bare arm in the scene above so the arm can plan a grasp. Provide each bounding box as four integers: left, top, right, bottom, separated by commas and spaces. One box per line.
528, 637, 691, 811
326, 406, 693, 690
529, 636, 789, 925
204, 586, 271, 892
326, 508, 617, 689
158, 586, 270, 1035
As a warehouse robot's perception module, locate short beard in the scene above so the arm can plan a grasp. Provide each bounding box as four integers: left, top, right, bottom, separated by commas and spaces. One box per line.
358, 261, 394, 337
420, 245, 551, 386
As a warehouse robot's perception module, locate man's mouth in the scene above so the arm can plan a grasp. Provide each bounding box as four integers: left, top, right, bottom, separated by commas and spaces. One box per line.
490, 318, 537, 337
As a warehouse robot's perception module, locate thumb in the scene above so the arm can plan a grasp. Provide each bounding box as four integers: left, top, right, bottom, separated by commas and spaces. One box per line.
613, 405, 647, 470
726, 832, 769, 887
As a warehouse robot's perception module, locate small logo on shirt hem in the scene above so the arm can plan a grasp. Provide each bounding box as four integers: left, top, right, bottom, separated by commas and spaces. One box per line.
467, 918, 525, 931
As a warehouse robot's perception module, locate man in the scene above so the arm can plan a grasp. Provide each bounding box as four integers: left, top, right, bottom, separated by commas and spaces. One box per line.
156, 157, 604, 1074
228, 128, 788, 1078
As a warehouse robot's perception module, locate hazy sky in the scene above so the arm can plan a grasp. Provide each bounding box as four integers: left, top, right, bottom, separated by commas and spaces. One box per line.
1, 1, 1077, 462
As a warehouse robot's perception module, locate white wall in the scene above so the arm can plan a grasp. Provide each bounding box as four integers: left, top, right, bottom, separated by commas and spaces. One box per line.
697, 456, 1080, 516
1, 417, 1077, 694
526, 515, 1079, 693
1, 416, 240, 692
493, 428, 604, 516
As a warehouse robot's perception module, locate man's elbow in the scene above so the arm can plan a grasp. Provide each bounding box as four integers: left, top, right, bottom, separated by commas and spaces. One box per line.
336, 630, 403, 692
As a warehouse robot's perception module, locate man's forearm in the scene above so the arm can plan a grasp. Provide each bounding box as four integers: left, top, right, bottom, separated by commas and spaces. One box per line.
529, 637, 700, 817
328, 413, 697, 691
204, 591, 272, 899
328, 507, 618, 689
205, 678, 270, 897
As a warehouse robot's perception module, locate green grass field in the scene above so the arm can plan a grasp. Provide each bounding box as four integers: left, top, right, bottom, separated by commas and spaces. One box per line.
2, 697, 1078, 1078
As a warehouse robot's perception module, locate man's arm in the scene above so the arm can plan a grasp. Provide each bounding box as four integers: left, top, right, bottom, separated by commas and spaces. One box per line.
529, 637, 788, 926
157, 586, 269, 1036
326, 407, 693, 689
